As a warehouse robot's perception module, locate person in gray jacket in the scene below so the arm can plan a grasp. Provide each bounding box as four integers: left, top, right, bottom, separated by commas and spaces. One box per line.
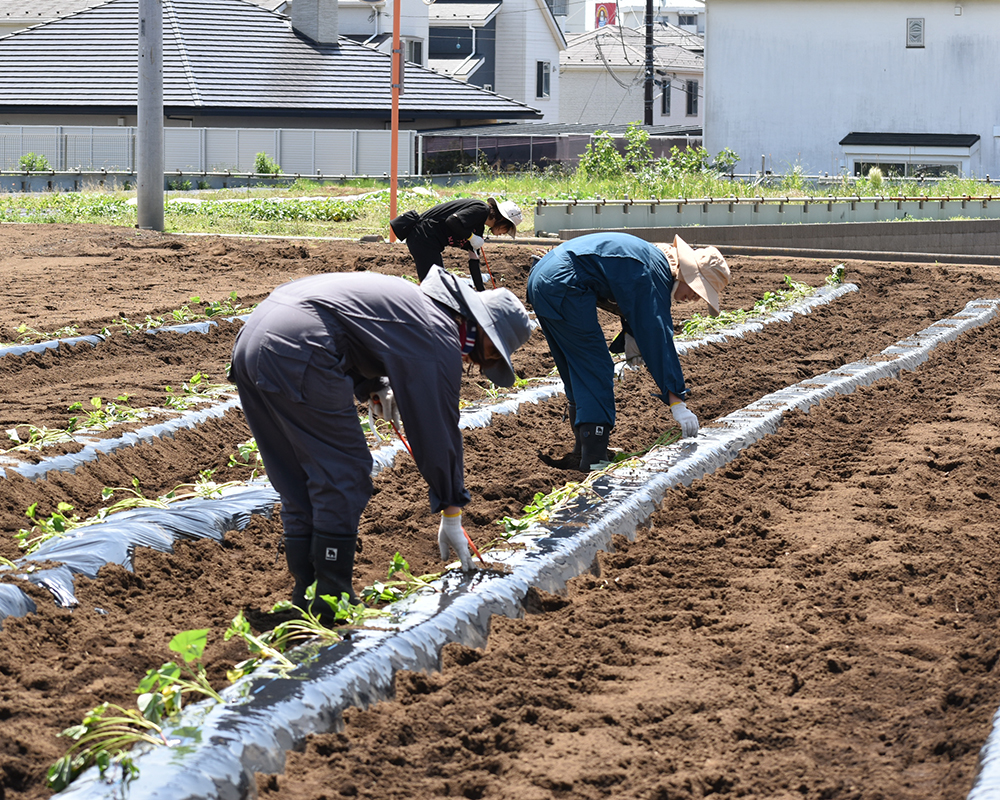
230, 266, 532, 619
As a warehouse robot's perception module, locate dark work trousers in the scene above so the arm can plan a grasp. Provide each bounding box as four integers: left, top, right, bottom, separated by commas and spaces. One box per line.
230, 324, 373, 542
533, 294, 617, 428
404, 235, 446, 283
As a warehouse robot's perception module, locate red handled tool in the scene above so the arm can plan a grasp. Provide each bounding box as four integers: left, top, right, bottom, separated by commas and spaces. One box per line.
390, 421, 488, 567
479, 244, 497, 289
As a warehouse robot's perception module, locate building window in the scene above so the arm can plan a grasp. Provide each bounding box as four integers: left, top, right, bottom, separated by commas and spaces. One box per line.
536, 61, 551, 99
660, 77, 671, 116
678, 13, 696, 26
406, 39, 423, 65
685, 80, 698, 116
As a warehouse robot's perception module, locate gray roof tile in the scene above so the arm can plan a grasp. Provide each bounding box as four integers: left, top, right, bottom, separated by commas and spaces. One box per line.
0, 0, 540, 119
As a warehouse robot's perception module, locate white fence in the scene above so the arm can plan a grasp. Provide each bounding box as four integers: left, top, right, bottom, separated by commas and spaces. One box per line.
0, 126, 416, 176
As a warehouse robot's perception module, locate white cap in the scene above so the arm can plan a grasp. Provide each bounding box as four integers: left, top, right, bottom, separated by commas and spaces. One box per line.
496, 200, 523, 228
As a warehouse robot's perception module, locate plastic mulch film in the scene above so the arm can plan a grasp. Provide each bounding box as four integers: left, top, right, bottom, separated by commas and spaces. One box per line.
51, 298, 1000, 800
0, 484, 280, 624
0, 315, 250, 362
1, 398, 243, 481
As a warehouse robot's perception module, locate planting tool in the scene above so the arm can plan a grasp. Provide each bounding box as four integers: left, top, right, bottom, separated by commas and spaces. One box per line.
390, 421, 488, 568
479, 245, 497, 289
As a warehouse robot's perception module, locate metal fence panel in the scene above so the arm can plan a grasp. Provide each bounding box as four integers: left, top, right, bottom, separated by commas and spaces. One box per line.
276, 129, 316, 176
237, 130, 279, 173
165, 129, 204, 172
204, 129, 239, 172
357, 130, 413, 176
314, 130, 357, 175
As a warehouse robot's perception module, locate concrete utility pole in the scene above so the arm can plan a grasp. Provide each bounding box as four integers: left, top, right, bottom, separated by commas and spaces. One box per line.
137, 0, 164, 231
643, 0, 653, 125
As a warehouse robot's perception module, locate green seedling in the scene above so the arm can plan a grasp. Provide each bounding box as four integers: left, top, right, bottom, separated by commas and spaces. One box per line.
5, 323, 80, 345
135, 629, 223, 723
16, 501, 82, 554
678, 274, 818, 339
227, 438, 262, 480
47, 629, 222, 793
4, 424, 76, 452
67, 395, 144, 431
361, 552, 442, 605
225, 594, 377, 682
164, 371, 235, 410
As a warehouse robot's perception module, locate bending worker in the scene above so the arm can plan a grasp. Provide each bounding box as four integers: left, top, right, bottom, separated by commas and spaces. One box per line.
230, 266, 533, 617
390, 197, 522, 291
526, 231, 731, 472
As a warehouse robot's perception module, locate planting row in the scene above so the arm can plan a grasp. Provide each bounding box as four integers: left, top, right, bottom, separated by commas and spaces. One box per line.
2, 224, 999, 800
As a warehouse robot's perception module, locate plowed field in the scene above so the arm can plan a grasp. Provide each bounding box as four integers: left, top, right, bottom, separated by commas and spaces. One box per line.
0, 224, 998, 800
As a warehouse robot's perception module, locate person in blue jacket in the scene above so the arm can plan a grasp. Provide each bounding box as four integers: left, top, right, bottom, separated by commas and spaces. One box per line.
230, 266, 532, 619
526, 232, 731, 471
390, 197, 523, 290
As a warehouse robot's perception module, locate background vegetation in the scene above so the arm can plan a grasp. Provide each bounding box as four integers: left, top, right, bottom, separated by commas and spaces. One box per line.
2, 124, 997, 238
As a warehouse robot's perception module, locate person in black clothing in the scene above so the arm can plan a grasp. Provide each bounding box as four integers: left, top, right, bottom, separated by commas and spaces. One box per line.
390, 197, 523, 290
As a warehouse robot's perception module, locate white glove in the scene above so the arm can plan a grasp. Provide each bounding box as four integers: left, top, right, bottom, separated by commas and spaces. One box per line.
468, 234, 485, 251
624, 333, 644, 369
369, 387, 402, 429
438, 511, 474, 571
670, 401, 699, 438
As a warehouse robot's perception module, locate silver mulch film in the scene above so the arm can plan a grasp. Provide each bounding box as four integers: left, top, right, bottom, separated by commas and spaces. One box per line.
50, 297, 1000, 799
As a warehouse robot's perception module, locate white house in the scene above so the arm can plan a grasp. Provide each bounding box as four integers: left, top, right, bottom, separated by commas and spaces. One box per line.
705, 0, 1000, 178
558, 0, 702, 34
617, 0, 703, 34
491, 0, 567, 122
560, 23, 703, 127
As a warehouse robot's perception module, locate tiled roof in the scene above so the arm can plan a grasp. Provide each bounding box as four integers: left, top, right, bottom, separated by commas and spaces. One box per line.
0, 0, 106, 21
0, 0, 540, 119
563, 23, 703, 70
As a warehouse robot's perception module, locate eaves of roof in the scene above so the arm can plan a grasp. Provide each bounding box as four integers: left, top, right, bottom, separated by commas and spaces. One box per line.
428, 2, 501, 26
0, 0, 540, 120
839, 132, 981, 148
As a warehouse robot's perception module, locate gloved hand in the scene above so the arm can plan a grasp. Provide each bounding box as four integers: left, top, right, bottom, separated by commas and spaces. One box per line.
670, 401, 699, 438
438, 511, 474, 571
369, 387, 402, 430
624, 333, 644, 369
468, 234, 485, 251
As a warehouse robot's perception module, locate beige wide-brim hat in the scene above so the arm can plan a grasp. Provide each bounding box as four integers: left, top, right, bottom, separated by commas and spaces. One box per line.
669, 234, 731, 317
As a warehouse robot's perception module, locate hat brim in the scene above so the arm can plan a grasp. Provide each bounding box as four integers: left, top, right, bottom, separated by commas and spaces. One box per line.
451, 285, 518, 387
674, 234, 721, 317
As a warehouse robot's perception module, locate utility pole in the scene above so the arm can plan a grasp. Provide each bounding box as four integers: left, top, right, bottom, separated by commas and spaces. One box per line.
643, 0, 653, 125
137, 0, 164, 231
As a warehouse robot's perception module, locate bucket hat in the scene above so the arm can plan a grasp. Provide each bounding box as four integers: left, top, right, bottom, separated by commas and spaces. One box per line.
420, 266, 533, 387
667, 235, 731, 317
495, 200, 523, 235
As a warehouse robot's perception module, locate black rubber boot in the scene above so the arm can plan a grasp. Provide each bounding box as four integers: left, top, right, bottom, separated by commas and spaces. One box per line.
310, 530, 360, 621
577, 422, 611, 472
468, 258, 486, 291
567, 402, 581, 457
283, 533, 315, 611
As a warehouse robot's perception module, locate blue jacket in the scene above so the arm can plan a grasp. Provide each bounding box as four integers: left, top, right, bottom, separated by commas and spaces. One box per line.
527, 232, 688, 401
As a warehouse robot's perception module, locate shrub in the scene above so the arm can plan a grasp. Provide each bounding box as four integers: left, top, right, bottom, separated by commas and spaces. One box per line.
19, 152, 52, 171
253, 152, 282, 175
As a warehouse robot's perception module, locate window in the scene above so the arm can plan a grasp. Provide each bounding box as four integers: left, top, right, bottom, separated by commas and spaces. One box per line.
678, 13, 696, 26
685, 80, 698, 116
660, 77, 671, 116
406, 39, 423, 65
906, 18, 925, 48
536, 61, 551, 99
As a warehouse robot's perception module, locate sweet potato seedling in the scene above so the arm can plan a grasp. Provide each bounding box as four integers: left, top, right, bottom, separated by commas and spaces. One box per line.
48, 629, 223, 793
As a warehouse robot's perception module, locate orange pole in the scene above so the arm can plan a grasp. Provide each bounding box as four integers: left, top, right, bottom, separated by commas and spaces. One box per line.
389, 0, 401, 241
